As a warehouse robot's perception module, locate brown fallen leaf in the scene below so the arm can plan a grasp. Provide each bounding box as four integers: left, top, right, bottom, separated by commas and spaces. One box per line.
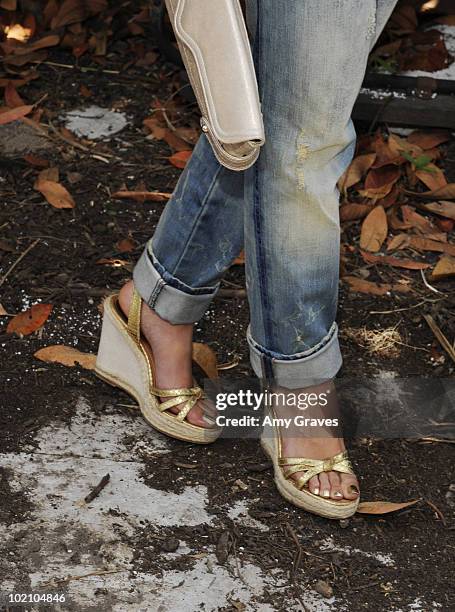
0, 0, 17, 10
343, 276, 411, 295
34, 345, 96, 370
7, 303, 52, 336
388, 232, 454, 255
423, 201, 455, 221
0, 104, 33, 125
112, 190, 172, 202
371, 137, 403, 169
407, 129, 451, 150
34, 178, 75, 209
169, 150, 192, 169
233, 250, 245, 265
339, 203, 372, 222
116, 237, 137, 253
401, 205, 435, 233
38, 166, 59, 182
23, 154, 49, 168
192, 342, 218, 380
0, 303, 8, 316
357, 499, 420, 514
360, 205, 388, 252
359, 166, 401, 200
4, 81, 25, 108
415, 163, 447, 192
361, 250, 431, 270
407, 184, 455, 200
431, 255, 455, 281
338, 153, 376, 193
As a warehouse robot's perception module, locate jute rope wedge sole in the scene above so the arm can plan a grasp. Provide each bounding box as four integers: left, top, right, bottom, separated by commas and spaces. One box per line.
261, 410, 359, 519
95, 290, 221, 444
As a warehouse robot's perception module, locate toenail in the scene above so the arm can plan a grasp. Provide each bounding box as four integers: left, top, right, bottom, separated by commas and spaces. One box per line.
334, 491, 343, 498
313, 487, 319, 496
349, 485, 360, 494
323, 490, 330, 498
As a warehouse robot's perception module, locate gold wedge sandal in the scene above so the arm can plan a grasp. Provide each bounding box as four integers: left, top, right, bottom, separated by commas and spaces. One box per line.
261, 408, 359, 519
95, 289, 221, 444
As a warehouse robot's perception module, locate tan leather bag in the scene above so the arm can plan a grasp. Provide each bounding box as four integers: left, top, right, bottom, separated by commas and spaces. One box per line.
165, 0, 265, 171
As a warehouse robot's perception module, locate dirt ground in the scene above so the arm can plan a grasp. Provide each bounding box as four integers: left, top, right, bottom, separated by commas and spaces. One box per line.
1, 32, 455, 612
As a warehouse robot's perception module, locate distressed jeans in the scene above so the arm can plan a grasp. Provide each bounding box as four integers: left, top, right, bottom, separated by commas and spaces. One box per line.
133, 0, 397, 389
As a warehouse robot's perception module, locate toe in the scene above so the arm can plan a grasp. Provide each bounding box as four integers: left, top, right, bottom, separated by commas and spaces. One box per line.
328, 472, 343, 500
318, 473, 331, 498
308, 475, 320, 496
340, 474, 360, 500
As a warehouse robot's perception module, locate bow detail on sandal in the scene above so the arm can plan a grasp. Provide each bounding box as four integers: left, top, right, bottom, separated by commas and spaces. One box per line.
151, 385, 205, 422
279, 451, 354, 490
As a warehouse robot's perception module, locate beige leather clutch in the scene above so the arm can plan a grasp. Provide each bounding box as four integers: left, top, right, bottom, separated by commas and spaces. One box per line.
165, 0, 265, 171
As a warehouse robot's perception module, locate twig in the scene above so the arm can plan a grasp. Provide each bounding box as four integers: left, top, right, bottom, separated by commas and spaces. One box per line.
0, 239, 40, 288
84, 473, 110, 504
423, 314, 455, 364
420, 269, 442, 294
216, 289, 247, 299
41, 568, 123, 587
285, 523, 303, 582
369, 300, 426, 315
47, 121, 90, 152
425, 499, 447, 526
37, 60, 120, 74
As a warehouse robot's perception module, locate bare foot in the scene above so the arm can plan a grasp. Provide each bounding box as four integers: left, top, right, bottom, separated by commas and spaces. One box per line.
275, 381, 359, 501
118, 280, 215, 428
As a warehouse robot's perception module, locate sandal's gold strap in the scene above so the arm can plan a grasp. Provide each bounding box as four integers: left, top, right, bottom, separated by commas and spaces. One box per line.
278, 451, 354, 490
150, 384, 203, 423
127, 288, 142, 342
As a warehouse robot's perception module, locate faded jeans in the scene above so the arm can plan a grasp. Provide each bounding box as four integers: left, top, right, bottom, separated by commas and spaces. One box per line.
133, 0, 398, 389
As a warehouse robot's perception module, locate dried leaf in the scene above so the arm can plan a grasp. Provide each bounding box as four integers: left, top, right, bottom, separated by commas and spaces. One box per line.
431, 255, 455, 281
34, 179, 75, 209
339, 203, 372, 222
359, 166, 400, 199
233, 250, 245, 265
338, 153, 376, 193
357, 499, 419, 514
401, 205, 435, 233
7, 303, 52, 336
0, 0, 17, 10
407, 130, 451, 150
0, 104, 33, 126
116, 237, 137, 253
360, 250, 431, 270
192, 342, 218, 379
14, 34, 60, 55
415, 164, 447, 192
343, 276, 411, 296
169, 150, 192, 169
408, 236, 455, 257
424, 201, 455, 221
0, 303, 8, 316
34, 345, 96, 370
38, 167, 59, 182
407, 184, 455, 200
112, 190, 171, 202
4, 81, 25, 108
360, 206, 388, 252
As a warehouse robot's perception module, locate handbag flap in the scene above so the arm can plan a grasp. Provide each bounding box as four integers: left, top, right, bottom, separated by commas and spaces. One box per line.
174, 0, 265, 145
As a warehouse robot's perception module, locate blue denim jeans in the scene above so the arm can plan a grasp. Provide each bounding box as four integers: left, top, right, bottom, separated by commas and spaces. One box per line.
133, 0, 397, 389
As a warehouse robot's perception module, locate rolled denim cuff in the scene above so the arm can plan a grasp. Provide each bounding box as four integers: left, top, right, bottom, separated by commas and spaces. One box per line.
247, 322, 342, 389
132, 243, 219, 324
